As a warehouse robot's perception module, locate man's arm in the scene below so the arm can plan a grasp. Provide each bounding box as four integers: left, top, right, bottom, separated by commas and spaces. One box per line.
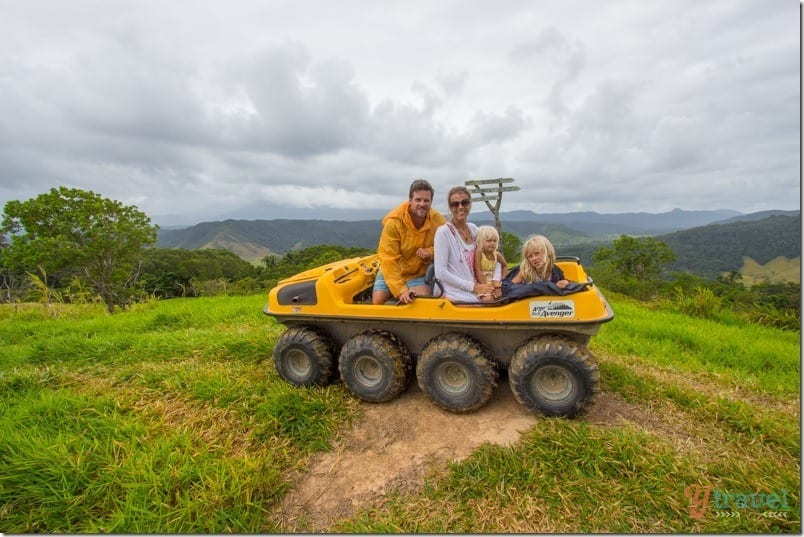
377, 220, 406, 298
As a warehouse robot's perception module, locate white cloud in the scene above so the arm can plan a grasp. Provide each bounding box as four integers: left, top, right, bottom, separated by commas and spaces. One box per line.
0, 0, 798, 224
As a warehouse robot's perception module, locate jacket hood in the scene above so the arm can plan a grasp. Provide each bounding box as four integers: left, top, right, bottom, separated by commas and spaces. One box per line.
382, 201, 442, 230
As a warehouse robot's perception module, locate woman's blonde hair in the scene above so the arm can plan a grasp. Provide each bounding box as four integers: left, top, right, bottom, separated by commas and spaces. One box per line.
518, 234, 557, 283
475, 225, 499, 248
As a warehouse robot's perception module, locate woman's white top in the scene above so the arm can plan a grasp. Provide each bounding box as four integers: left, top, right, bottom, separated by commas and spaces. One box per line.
434, 222, 480, 303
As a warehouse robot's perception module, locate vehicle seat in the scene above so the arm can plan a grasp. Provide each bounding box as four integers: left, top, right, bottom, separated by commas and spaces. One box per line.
424, 264, 444, 298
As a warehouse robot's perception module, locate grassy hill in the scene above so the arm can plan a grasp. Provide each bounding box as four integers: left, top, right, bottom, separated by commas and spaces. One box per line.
739, 256, 801, 285
0, 295, 799, 532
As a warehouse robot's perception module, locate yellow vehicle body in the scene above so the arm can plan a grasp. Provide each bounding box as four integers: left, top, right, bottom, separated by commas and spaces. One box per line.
266, 254, 612, 355
265, 253, 614, 416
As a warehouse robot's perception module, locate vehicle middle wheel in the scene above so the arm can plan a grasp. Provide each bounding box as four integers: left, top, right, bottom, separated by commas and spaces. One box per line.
272, 325, 337, 387
338, 330, 413, 403
416, 332, 498, 413
508, 335, 600, 418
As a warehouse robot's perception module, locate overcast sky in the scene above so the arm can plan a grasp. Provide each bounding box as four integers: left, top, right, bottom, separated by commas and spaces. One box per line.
0, 0, 800, 225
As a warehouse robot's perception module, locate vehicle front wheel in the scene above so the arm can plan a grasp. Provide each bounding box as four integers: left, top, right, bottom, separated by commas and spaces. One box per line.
338, 330, 413, 402
508, 336, 600, 418
272, 325, 337, 387
416, 333, 498, 413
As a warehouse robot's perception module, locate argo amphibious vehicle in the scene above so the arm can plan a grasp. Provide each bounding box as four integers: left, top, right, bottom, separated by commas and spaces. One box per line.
265, 253, 614, 417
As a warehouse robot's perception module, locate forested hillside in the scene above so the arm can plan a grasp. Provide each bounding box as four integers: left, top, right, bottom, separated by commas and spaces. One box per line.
158, 219, 383, 258
663, 214, 801, 278
157, 213, 801, 282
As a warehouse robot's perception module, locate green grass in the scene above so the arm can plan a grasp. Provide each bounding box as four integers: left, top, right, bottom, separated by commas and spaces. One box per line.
594, 296, 800, 396
0, 294, 799, 533
336, 294, 800, 533
0, 297, 358, 533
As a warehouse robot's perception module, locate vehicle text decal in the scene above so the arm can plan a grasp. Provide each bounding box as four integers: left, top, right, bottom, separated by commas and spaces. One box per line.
529, 300, 576, 319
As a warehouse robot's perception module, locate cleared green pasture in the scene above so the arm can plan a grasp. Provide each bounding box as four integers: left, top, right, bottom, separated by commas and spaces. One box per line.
0, 295, 799, 533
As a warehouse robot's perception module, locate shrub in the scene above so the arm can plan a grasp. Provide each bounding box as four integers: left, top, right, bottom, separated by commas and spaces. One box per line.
672, 286, 723, 320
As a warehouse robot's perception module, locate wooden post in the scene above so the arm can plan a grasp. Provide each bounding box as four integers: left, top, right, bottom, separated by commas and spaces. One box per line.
464, 178, 519, 236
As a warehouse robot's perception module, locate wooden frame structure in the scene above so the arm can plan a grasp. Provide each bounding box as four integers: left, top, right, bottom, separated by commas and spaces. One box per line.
465, 178, 519, 235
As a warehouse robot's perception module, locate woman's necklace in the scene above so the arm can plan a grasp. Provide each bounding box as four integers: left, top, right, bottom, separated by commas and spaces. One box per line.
453, 223, 471, 243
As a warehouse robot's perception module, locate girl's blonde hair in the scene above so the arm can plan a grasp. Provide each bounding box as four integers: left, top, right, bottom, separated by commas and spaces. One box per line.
518, 234, 557, 283
475, 225, 499, 248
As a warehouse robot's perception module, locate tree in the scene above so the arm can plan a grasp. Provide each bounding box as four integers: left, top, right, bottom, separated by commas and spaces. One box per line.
1, 187, 158, 312
594, 235, 677, 279
592, 235, 677, 298
500, 231, 522, 265
139, 248, 260, 298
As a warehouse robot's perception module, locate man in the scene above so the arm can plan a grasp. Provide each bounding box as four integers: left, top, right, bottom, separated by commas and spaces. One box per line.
372, 179, 446, 304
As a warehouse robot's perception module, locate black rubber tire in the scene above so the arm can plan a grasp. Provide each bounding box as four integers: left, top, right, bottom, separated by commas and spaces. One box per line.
338, 330, 413, 403
508, 335, 600, 418
272, 325, 337, 387
416, 333, 498, 413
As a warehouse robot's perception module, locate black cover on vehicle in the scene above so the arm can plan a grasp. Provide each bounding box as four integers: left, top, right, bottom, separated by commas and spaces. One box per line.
277, 281, 318, 305
501, 267, 590, 300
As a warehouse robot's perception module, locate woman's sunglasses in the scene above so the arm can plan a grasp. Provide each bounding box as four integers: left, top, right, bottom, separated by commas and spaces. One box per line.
449, 199, 471, 209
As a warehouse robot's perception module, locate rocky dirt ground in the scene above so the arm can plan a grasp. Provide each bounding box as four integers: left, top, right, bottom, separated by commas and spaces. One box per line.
271, 378, 657, 532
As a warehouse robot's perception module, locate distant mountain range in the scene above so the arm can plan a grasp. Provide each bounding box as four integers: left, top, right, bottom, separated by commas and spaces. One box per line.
154, 203, 746, 230
494, 208, 745, 232
156, 209, 801, 282
158, 208, 749, 256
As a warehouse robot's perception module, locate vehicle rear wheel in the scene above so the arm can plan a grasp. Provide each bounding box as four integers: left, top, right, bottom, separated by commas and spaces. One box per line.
416, 333, 498, 413
338, 330, 413, 402
272, 325, 337, 387
508, 335, 600, 418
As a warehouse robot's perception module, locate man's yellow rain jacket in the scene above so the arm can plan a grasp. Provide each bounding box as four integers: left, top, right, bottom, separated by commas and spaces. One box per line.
377, 201, 446, 298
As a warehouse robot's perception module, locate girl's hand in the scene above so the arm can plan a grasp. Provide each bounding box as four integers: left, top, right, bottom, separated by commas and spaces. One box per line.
556, 279, 570, 289
473, 283, 494, 296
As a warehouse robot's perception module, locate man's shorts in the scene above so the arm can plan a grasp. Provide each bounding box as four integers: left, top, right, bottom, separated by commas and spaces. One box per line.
373, 271, 428, 295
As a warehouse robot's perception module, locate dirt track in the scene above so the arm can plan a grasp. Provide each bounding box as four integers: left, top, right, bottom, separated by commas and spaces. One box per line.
272, 379, 649, 532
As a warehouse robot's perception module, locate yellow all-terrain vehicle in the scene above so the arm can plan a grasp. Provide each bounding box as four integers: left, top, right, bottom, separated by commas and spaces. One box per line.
265, 253, 614, 417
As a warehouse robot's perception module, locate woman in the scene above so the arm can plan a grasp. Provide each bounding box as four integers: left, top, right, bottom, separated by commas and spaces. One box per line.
433, 186, 495, 302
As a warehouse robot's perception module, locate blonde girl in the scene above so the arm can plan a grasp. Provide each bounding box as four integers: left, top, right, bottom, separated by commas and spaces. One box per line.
511, 234, 569, 289
473, 226, 508, 300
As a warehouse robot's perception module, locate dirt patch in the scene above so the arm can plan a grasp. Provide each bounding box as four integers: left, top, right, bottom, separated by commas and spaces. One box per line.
272, 382, 656, 533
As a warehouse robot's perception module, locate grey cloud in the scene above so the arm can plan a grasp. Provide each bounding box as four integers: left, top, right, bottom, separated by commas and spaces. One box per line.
68, 42, 209, 146
509, 26, 585, 79
363, 99, 452, 165
0, 1, 797, 220
225, 43, 370, 157
410, 81, 444, 116
509, 26, 586, 116
437, 71, 469, 96
468, 107, 529, 145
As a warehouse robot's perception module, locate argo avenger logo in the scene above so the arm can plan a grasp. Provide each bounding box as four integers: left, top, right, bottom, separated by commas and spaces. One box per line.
529, 300, 576, 319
